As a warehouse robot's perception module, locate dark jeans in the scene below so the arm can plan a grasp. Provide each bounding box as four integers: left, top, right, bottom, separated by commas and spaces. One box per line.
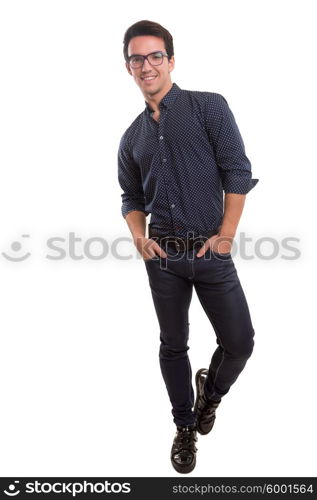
144, 244, 255, 427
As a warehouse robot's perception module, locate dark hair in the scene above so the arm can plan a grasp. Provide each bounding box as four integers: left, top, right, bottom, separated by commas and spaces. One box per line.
123, 20, 174, 62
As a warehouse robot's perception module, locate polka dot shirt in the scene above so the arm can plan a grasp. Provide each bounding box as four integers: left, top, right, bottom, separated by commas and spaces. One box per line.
118, 82, 259, 237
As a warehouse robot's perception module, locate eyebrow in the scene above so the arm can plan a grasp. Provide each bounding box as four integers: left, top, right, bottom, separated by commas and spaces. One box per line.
128, 50, 162, 58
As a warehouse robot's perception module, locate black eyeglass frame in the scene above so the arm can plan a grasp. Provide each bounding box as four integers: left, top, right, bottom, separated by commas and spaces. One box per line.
127, 51, 169, 68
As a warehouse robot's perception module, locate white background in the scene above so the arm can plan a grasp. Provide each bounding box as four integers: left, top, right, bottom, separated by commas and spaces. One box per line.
0, 0, 316, 477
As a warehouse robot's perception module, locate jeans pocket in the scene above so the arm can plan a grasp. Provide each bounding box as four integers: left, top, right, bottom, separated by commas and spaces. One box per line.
208, 249, 232, 260
143, 255, 160, 263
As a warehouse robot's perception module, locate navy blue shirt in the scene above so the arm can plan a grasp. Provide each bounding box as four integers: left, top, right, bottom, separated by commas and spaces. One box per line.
118, 82, 259, 237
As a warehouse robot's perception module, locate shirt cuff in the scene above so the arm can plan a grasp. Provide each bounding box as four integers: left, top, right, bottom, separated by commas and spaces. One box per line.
222, 176, 259, 194
122, 203, 149, 218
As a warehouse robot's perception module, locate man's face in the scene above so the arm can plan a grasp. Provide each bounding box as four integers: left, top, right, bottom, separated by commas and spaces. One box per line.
126, 35, 175, 96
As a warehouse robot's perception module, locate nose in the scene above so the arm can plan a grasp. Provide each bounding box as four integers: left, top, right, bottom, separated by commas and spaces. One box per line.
141, 57, 153, 71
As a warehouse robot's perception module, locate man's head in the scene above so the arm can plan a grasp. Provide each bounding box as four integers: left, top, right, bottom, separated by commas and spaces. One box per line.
123, 20, 175, 98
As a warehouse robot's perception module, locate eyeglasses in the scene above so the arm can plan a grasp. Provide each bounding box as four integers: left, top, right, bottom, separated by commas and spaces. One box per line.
127, 51, 169, 69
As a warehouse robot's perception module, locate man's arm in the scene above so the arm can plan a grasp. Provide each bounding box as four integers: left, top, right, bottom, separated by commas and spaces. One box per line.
197, 94, 258, 257
196, 193, 246, 256
216, 193, 246, 252
124, 209, 146, 239
118, 134, 166, 260
118, 132, 149, 218
124, 209, 167, 260
204, 93, 259, 195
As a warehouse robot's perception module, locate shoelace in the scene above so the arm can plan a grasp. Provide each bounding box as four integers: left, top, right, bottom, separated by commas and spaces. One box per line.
175, 427, 197, 447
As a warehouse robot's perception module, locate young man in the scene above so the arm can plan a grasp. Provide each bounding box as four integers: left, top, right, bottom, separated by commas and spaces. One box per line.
118, 20, 259, 474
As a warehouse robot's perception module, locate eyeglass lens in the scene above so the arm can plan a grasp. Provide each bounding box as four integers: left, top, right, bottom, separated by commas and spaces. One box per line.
129, 52, 164, 68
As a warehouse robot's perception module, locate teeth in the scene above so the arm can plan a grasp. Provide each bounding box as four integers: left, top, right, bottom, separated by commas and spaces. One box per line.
143, 76, 156, 80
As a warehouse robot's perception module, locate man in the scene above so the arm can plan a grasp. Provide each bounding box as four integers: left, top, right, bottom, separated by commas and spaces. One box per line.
118, 20, 259, 474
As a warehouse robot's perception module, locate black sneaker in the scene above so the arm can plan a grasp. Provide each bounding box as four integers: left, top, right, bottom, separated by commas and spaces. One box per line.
170, 424, 198, 474
193, 368, 221, 435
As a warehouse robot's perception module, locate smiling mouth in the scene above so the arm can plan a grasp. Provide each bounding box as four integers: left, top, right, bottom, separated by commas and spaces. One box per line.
141, 75, 157, 81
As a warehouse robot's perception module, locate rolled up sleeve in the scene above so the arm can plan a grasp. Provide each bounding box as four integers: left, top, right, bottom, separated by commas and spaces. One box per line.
118, 131, 149, 218
205, 93, 259, 194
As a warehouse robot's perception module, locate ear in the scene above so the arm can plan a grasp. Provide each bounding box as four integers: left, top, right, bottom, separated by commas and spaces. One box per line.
168, 56, 175, 73
125, 61, 132, 75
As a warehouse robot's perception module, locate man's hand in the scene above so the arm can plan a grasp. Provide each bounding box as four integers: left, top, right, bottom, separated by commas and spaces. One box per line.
134, 236, 168, 261
196, 234, 233, 258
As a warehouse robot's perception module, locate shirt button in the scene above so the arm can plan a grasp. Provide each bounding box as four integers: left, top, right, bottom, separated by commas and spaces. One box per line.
171, 203, 175, 208
159, 135, 164, 140
162, 158, 167, 162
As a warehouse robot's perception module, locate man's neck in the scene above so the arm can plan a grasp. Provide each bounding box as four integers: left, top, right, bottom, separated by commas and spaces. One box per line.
144, 81, 173, 114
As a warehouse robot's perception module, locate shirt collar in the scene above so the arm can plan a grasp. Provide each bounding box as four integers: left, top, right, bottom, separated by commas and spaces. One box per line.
144, 82, 182, 114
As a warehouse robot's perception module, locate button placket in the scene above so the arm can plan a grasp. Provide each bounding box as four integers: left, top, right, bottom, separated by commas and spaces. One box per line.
158, 109, 177, 233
